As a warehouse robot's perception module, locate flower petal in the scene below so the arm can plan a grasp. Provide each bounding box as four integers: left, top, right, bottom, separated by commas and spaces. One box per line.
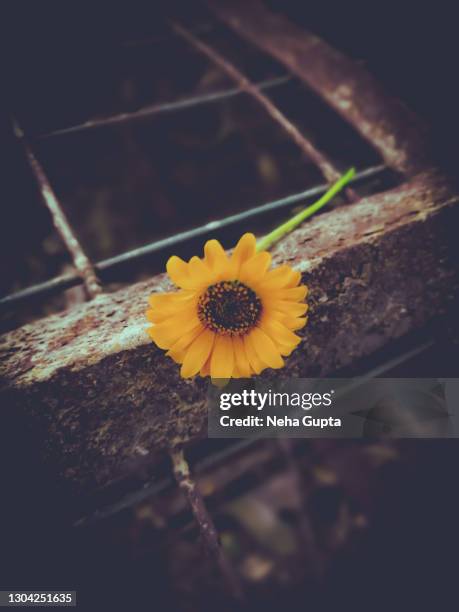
204, 239, 228, 271
250, 327, 284, 369
232, 335, 252, 378
281, 316, 308, 331
188, 256, 214, 286
166, 323, 204, 355
266, 301, 309, 317
147, 292, 196, 324
259, 318, 302, 348
181, 330, 215, 378
257, 266, 301, 290
200, 357, 211, 377
275, 286, 308, 301
166, 256, 199, 290
243, 333, 265, 375
210, 335, 234, 379
148, 315, 201, 349
146, 303, 196, 324
148, 290, 194, 309
230, 233, 257, 275
166, 347, 187, 364
232, 365, 242, 378
239, 251, 271, 285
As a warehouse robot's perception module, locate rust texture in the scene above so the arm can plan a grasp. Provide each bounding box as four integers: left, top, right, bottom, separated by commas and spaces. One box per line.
171, 20, 346, 187
208, 0, 431, 176
1, 171, 458, 495
170, 449, 244, 600
13, 120, 102, 299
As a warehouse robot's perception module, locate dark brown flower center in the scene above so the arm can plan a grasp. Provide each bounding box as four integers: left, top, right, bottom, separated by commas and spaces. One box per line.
198, 280, 262, 336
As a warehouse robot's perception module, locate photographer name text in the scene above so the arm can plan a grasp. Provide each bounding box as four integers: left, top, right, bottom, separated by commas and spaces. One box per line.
220, 414, 342, 429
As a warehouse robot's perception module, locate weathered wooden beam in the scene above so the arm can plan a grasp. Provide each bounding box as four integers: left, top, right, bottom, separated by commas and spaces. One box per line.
208, 0, 431, 177
1, 171, 458, 496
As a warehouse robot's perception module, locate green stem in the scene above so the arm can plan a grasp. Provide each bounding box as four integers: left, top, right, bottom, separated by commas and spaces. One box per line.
256, 167, 356, 252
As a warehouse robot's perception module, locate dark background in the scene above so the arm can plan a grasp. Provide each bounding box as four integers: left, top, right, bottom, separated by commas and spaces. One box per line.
3, 1, 459, 166
1, 2, 459, 610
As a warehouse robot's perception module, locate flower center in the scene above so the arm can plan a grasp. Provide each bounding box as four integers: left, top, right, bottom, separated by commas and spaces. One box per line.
198, 280, 262, 336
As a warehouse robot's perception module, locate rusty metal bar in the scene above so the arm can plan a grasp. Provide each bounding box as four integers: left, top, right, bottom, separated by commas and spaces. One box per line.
75, 438, 260, 526
1, 170, 457, 497
0, 163, 387, 310
170, 20, 348, 187
208, 0, 430, 177
12, 119, 102, 299
37, 74, 292, 139
170, 448, 244, 601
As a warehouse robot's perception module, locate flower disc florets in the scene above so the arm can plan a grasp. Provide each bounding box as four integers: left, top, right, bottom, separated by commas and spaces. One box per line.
198, 280, 262, 336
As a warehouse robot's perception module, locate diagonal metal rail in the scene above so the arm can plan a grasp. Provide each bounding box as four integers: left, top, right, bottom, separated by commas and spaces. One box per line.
0, 164, 386, 310
12, 119, 102, 299
170, 448, 244, 601
37, 74, 292, 139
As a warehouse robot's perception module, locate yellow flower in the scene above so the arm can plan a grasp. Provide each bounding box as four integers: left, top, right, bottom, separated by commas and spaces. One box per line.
146, 233, 308, 379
